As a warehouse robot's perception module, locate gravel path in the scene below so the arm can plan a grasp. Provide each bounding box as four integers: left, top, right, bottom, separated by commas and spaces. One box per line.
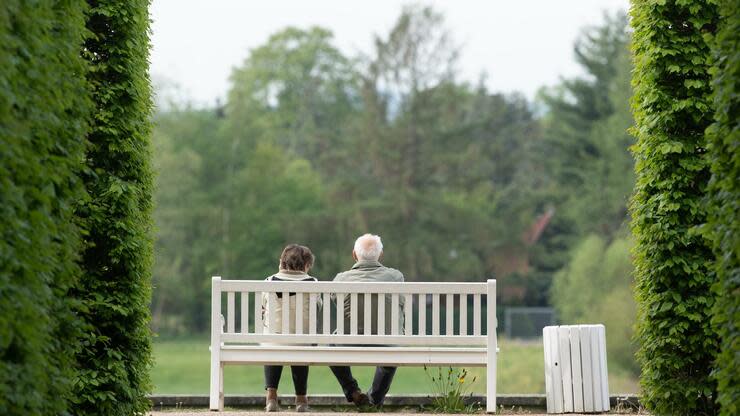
148, 413, 554, 416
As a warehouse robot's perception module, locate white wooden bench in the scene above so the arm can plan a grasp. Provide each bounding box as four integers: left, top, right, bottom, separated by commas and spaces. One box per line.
209, 277, 498, 412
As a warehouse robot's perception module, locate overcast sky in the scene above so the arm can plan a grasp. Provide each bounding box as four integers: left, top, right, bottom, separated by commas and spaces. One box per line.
150, 0, 630, 106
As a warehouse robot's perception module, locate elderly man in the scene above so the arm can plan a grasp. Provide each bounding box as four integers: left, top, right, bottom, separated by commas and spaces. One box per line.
330, 233, 404, 407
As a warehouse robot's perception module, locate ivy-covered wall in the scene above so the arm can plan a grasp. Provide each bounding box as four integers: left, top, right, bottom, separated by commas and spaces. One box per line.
707, 1, 739, 415
72, 1, 155, 415
629, 0, 720, 414
0, 1, 89, 415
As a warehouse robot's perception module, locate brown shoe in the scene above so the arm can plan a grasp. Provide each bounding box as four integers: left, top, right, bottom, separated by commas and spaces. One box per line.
351, 390, 370, 407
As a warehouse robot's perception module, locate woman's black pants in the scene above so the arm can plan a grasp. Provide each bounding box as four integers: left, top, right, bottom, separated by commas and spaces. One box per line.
264, 365, 309, 395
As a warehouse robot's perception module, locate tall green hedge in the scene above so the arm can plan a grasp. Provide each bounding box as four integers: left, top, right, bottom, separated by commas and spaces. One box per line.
73, 1, 154, 414
629, 0, 720, 414
0, 1, 89, 415
707, 1, 739, 414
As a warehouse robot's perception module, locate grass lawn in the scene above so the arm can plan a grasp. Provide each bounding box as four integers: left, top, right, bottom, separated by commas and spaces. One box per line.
152, 336, 638, 395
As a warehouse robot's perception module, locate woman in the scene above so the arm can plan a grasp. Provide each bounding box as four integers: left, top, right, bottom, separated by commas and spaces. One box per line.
261, 244, 318, 412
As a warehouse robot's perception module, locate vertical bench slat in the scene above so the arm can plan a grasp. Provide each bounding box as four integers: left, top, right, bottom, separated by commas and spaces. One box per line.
391, 294, 399, 335
350, 293, 358, 335
267, 293, 277, 333
418, 294, 426, 335
377, 294, 385, 335
322, 293, 330, 335
240, 292, 249, 333
336, 294, 345, 335
254, 292, 263, 334
309, 293, 317, 335
460, 294, 467, 335
473, 294, 481, 336
227, 292, 235, 333
432, 294, 440, 335
281, 292, 290, 334
445, 294, 454, 335
295, 291, 304, 335
404, 294, 412, 335
364, 294, 372, 335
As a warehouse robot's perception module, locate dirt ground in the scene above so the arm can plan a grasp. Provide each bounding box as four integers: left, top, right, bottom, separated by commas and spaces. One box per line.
149, 413, 552, 416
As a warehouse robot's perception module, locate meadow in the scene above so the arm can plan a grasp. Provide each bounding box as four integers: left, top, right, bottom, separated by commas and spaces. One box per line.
152, 337, 639, 395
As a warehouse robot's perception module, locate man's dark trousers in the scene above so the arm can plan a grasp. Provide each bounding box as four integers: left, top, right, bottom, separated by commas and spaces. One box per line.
330, 365, 397, 405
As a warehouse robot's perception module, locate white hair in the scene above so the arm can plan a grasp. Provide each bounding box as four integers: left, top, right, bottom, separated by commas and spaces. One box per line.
354, 233, 383, 261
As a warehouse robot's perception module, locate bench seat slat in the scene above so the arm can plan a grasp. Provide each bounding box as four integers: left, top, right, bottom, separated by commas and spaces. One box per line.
220, 345, 490, 367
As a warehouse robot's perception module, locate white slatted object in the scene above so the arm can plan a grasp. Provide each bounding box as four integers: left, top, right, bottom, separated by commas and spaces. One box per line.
210, 278, 498, 413
543, 324, 609, 414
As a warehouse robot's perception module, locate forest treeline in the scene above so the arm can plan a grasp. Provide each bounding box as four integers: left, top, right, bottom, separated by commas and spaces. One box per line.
151, 5, 636, 353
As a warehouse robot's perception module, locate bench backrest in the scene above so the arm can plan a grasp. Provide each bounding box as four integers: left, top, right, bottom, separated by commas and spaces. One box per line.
212, 277, 496, 347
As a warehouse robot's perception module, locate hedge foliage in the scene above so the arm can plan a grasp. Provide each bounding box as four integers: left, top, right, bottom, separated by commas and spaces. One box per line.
72, 1, 155, 414
0, 2, 89, 415
707, 1, 739, 414
629, 0, 720, 414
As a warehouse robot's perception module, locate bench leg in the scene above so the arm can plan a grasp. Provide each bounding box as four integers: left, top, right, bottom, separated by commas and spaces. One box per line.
210, 360, 223, 411
219, 363, 224, 410
486, 279, 497, 413
486, 358, 497, 413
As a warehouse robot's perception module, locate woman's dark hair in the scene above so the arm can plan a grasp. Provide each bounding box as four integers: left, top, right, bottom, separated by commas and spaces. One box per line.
279, 244, 315, 271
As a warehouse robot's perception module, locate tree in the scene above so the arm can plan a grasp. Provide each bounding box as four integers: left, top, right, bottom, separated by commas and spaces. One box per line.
537, 11, 633, 239
551, 235, 638, 374
0, 2, 89, 414
532, 12, 634, 308
74, 1, 155, 414
706, 1, 740, 414
629, 0, 719, 413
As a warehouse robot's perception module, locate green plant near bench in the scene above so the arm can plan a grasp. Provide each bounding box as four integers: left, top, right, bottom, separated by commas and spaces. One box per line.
423, 366, 480, 414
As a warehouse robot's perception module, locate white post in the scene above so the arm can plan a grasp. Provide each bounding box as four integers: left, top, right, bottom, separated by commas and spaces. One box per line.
486, 279, 497, 413
210, 276, 223, 411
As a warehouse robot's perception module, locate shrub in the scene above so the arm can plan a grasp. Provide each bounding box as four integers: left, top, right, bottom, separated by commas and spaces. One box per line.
0, 1, 89, 415
73, 1, 155, 414
706, 1, 740, 415
629, 0, 720, 413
